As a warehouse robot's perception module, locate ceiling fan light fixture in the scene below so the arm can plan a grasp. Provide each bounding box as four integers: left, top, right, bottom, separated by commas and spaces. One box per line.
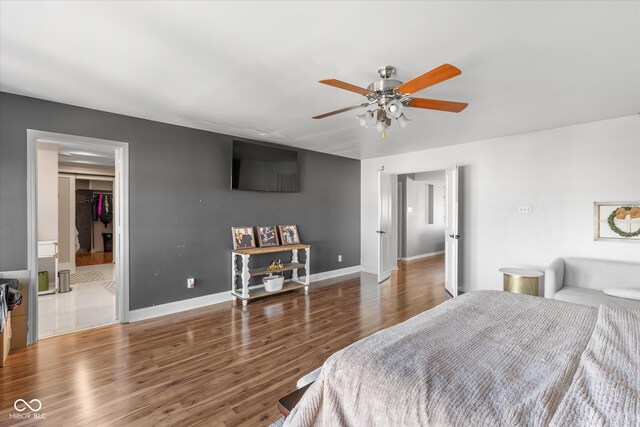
312, 63, 467, 139
397, 113, 410, 128
359, 110, 375, 128
357, 113, 368, 128
385, 100, 403, 119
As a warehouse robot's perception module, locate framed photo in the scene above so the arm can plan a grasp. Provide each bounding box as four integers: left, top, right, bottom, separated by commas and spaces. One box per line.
257, 225, 280, 247
593, 202, 640, 242
232, 226, 256, 250
279, 225, 300, 245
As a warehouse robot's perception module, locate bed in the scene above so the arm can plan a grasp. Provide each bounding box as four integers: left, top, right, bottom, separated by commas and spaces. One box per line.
284, 291, 640, 426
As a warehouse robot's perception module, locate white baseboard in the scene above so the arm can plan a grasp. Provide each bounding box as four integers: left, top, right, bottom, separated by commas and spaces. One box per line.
307, 265, 362, 281
400, 251, 444, 261
128, 292, 233, 322
128, 265, 363, 323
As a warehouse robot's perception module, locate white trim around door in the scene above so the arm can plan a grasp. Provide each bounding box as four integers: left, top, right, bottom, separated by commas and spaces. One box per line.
26, 130, 130, 345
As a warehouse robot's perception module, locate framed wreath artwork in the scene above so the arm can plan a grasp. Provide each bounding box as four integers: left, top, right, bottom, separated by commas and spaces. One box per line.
594, 202, 640, 242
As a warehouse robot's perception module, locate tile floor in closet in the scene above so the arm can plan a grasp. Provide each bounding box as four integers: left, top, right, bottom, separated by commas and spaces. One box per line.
38, 263, 116, 338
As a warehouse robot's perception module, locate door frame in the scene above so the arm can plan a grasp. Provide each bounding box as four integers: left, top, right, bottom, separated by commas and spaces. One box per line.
26, 130, 130, 345
378, 165, 460, 294
59, 173, 116, 272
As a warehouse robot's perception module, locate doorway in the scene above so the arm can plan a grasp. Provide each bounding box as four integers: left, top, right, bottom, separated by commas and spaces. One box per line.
397, 171, 446, 262
379, 166, 460, 297
73, 176, 115, 268
27, 131, 130, 344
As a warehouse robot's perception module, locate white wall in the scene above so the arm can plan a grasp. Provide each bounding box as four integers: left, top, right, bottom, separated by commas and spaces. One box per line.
361, 115, 640, 291
58, 177, 71, 264
36, 143, 58, 242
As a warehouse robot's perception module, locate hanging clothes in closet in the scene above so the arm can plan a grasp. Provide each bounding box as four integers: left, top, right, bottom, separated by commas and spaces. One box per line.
91, 193, 113, 227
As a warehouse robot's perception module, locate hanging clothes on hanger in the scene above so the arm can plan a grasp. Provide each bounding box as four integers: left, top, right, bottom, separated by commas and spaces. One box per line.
100, 194, 112, 227
91, 193, 113, 227
91, 194, 98, 220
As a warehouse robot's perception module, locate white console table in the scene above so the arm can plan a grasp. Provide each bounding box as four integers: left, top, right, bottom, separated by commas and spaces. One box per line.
231, 244, 310, 307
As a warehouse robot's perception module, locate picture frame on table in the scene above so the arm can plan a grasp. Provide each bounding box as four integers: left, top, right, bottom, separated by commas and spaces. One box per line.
257, 225, 280, 247
232, 226, 256, 250
278, 225, 300, 245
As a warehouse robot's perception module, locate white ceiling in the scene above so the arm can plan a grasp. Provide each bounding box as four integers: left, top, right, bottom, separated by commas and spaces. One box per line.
38, 138, 115, 167
2, 1, 639, 159
58, 149, 115, 167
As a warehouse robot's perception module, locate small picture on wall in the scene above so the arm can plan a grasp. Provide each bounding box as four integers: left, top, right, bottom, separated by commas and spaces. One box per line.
232, 226, 256, 249
279, 225, 300, 245
594, 202, 640, 242
257, 226, 280, 247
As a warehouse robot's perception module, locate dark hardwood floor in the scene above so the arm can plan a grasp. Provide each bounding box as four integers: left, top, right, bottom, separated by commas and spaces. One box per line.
76, 251, 113, 267
0, 255, 447, 426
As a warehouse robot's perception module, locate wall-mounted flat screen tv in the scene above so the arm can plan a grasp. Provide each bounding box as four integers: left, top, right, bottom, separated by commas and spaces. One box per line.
231, 140, 299, 192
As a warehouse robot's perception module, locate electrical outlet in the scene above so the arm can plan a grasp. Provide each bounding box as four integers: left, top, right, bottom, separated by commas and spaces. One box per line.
187, 278, 195, 288
338, 255, 343, 262
518, 205, 532, 214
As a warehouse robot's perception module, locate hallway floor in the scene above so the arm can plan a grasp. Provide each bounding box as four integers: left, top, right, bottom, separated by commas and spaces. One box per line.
76, 250, 113, 267
38, 263, 116, 338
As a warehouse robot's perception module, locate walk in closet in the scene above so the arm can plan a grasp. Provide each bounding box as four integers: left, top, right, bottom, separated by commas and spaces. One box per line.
76, 179, 114, 254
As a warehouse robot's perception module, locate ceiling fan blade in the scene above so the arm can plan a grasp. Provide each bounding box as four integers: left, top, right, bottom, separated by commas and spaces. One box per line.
397, 64, 462, 95
407, 98, 468, 113
312, 103, 370, 119
319, 79, 374, 96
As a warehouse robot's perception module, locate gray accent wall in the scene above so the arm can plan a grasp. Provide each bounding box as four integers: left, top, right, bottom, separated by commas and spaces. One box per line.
0, 92, 361, 310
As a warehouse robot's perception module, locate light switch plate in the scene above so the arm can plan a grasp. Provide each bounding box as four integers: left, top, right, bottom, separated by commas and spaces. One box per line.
518, 205, 532, 214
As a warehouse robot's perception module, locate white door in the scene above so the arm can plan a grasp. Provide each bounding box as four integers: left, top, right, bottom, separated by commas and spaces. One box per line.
378, 171, 397, 283
445, 166, 459, 297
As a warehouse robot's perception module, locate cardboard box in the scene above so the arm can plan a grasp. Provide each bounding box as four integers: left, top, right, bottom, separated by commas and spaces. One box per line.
10, 315, 27, 349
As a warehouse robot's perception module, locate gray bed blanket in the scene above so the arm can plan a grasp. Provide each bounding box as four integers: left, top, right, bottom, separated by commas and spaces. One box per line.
551, 304, 640, 426
285, 291, 601, 427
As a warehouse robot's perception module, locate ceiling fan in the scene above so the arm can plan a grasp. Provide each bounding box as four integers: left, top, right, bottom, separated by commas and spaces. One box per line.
312, 64, 468, 138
